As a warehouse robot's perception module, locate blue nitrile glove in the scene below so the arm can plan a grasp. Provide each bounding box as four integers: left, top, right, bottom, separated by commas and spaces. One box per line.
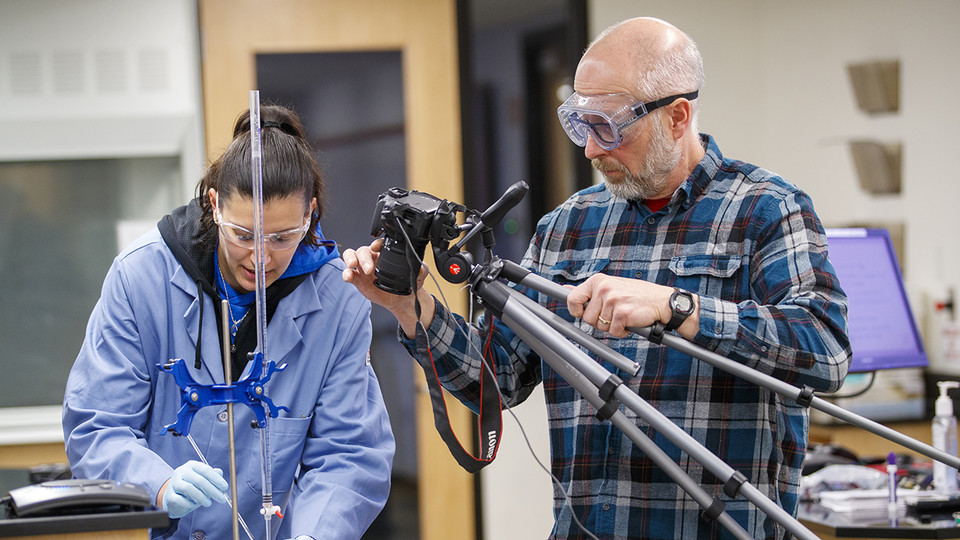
161, 460, 229, 519
284, 536, 314, 540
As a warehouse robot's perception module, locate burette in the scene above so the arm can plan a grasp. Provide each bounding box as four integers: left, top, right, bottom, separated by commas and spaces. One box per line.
249, 90, 282, 537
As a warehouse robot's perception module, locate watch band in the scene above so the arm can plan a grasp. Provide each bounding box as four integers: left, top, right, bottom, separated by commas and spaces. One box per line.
666, 288, 694, 331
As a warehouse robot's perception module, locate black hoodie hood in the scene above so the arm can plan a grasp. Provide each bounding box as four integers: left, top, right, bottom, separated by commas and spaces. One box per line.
158, 200, 219, 298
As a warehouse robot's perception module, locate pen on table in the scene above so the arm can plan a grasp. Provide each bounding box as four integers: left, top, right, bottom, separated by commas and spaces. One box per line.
887, 451, 899, 525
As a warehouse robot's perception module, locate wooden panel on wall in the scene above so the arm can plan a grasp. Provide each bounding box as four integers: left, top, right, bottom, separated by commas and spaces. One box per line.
0, 443, 67, 469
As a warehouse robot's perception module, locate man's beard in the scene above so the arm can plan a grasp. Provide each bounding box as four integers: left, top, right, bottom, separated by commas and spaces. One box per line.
592, 120, 682, 200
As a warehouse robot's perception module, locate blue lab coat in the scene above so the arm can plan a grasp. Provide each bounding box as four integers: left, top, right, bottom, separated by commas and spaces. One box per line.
62, 204, 395, 540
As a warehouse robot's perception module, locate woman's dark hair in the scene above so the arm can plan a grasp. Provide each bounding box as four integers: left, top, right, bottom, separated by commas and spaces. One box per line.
196, 104, 326, 249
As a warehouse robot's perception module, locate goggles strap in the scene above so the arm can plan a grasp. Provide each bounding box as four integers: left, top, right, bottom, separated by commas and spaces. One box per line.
635, 90, 700, 116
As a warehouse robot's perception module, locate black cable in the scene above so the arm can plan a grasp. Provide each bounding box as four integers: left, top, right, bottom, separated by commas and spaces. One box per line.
826, 371, 877, 400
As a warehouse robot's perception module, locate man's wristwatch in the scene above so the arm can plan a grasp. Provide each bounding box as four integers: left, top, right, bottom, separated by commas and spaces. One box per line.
666, 288, 695, 331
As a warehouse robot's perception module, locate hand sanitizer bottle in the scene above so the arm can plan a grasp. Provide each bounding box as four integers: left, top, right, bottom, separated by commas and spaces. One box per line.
933, 381, 960, 495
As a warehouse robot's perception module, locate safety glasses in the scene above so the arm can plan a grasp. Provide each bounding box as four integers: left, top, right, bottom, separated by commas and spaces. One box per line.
214, 203, 309, 251
557, 90, 699, 151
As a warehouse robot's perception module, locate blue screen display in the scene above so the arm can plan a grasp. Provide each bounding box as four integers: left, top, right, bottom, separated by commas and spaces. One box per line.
825, 228, 927, 372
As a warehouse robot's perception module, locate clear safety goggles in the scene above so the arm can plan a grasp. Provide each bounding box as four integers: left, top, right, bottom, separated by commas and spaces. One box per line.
215, 203, 310, 251
557, 90, 699, 151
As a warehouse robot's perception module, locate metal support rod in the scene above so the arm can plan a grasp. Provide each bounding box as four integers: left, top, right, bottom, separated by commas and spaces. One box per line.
221, 300, 241, 540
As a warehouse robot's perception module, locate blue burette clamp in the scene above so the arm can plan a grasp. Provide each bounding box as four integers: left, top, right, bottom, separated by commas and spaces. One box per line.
157, 352, 289, 437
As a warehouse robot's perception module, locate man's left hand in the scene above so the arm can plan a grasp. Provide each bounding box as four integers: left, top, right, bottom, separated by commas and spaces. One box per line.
567, 274, 699, 339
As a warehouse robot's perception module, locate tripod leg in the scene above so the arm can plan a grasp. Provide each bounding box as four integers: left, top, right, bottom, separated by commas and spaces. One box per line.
493, 284, 819, 540
508, 317, 752, 540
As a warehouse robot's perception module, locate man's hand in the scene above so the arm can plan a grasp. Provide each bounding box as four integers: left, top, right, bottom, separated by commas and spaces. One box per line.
567, 274, 699, 339
341, 238, 436, 338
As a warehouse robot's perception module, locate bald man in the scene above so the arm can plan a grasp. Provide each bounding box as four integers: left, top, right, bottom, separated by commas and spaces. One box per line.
344, 17, 850, 540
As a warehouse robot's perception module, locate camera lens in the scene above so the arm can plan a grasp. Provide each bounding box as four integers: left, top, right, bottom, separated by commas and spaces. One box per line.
374, 237, 416, 295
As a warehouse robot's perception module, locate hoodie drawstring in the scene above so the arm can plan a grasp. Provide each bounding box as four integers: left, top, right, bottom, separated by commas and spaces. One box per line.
195, 279, 203, 370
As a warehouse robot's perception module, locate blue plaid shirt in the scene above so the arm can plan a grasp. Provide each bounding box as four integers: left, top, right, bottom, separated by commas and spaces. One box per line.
403, 134, 850, 539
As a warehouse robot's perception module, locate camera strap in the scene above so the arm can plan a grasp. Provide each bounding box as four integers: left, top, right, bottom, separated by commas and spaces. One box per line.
414, 321, 503, 473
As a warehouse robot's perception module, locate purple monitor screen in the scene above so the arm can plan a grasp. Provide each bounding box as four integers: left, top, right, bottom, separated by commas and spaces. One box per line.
825, 228, 927, 372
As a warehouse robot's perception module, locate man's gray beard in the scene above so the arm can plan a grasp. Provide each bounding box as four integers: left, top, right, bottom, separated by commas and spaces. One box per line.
594, 122, 682, 201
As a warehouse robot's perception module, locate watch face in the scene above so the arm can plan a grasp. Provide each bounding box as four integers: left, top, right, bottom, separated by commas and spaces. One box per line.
673, 292, 693, 312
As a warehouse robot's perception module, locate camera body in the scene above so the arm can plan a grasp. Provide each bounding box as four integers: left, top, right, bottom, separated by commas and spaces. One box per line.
370, 187, 463, 295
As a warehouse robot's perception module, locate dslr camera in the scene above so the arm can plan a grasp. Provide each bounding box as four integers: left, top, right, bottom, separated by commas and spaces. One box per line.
369, 187, 465, 295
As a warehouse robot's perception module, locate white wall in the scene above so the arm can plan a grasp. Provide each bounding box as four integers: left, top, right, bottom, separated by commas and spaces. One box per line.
590, 0, 960, 361
483, 1, 960, 537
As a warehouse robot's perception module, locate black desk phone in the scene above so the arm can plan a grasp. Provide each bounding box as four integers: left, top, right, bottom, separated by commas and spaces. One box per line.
3, 479, 151, 517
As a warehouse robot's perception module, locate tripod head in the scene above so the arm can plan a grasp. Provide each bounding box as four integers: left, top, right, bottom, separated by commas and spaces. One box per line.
369, 181, 529, 293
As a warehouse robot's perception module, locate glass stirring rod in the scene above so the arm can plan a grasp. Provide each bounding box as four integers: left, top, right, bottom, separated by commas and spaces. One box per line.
186, 433, 254, 540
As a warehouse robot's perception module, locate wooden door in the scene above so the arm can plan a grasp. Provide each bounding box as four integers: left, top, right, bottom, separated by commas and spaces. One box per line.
198, 2, 473, 539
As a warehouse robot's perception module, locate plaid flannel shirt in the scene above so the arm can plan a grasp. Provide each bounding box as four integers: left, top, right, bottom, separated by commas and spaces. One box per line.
402, 134, 850, 539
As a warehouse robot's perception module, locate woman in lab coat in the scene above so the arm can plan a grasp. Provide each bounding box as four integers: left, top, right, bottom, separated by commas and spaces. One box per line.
62, 104, 395, 540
